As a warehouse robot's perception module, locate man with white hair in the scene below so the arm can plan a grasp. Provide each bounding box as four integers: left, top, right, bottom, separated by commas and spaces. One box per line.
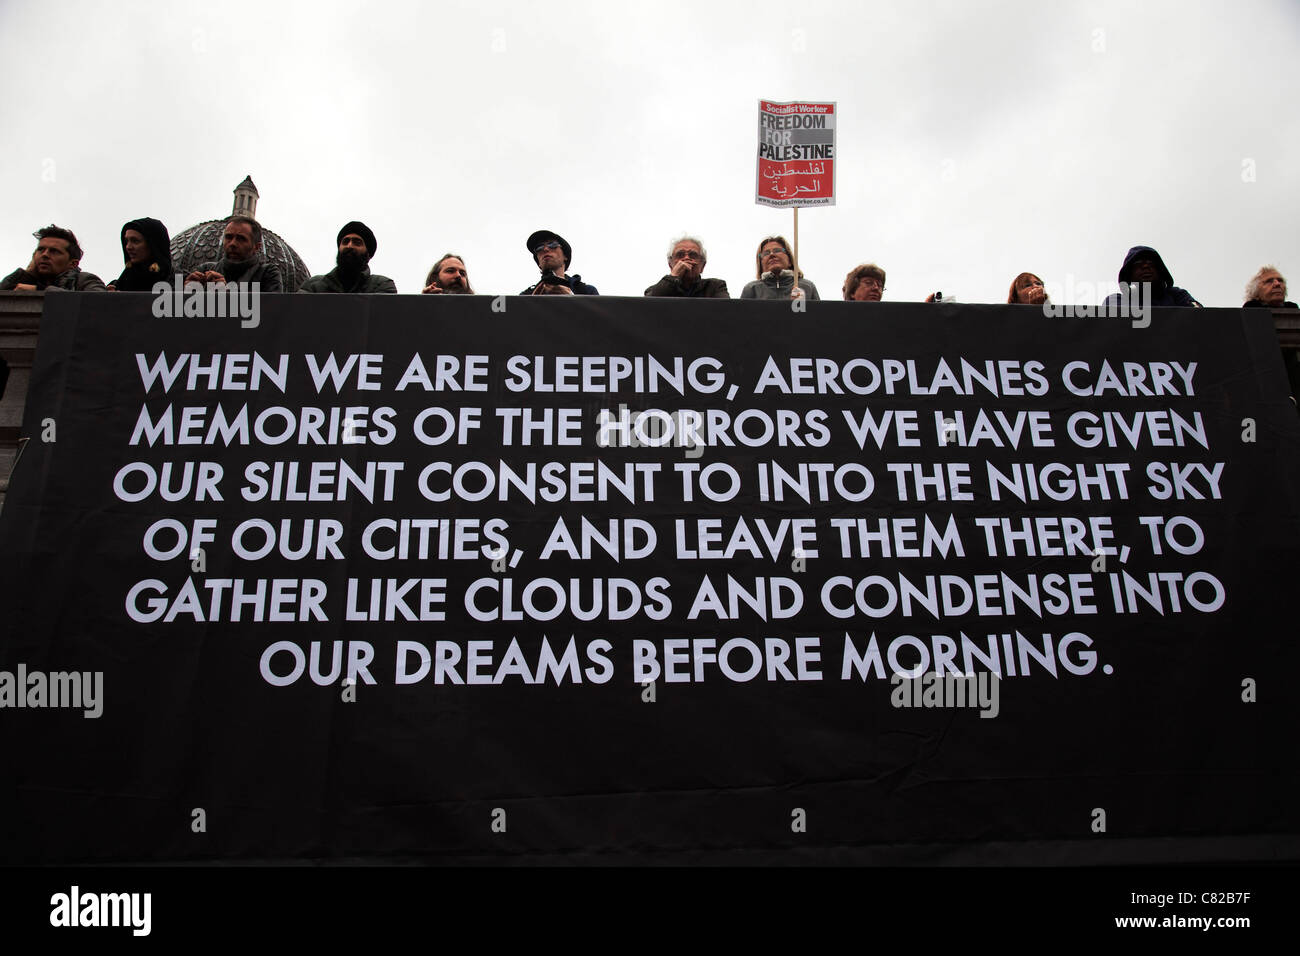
644, 236, 729, 298
1243, 265, 1296, 309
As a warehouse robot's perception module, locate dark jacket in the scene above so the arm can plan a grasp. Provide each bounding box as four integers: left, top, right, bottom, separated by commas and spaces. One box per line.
1285, 350, 1300, 411
740, 271, 820, 300
0, 266, 107, 292
197, 255, 284, 293
299, 266, 397, 294
644, 275, 730, 298
1249, 300, 1300, 408
1102, 246, 1200, 309
112, 217, 172, 291
521, 273, 598, 295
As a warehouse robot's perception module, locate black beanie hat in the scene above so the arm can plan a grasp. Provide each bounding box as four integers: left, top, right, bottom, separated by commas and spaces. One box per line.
338, 221, 378, 259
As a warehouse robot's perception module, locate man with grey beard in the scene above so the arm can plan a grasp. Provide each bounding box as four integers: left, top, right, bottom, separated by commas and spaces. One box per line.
187, 216, 283, 293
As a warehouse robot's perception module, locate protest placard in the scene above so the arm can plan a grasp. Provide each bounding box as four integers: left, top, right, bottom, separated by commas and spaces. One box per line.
756, 99, 836, 207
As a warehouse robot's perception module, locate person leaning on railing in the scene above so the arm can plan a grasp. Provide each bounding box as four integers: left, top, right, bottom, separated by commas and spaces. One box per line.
843, 263, 886, 302
1101, 245, 1200, 309
1244, 265, 1300, 410
108, 218, 171, 292
521, 230, 598, 295
299, 221, 397, 294
0, 225, 106, 292
187, 216, 284, 294
422, 254, 475, 294
1007, 271, 1049, 306
1243, 265, 1296, 310
740, 236, 819, 301
645, 236, 729, 298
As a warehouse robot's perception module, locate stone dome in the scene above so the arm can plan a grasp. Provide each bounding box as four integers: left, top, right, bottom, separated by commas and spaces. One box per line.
169, 176, 311, 291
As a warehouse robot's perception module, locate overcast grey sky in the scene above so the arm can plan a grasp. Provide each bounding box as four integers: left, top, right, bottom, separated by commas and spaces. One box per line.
1, 0, 1296, 305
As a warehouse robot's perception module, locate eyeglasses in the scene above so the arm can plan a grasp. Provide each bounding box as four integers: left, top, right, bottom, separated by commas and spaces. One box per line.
761, 247, 788, 258
671, 250, 702, 261
858, 278, 884, 289
533, 241, 562, 254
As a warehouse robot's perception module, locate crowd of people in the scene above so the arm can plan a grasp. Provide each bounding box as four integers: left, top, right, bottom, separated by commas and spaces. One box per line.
1, 217, 1297, 409
0, 218, 1295, 314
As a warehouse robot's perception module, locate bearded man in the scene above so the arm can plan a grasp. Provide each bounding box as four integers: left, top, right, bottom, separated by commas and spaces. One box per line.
299, 221, 397, 293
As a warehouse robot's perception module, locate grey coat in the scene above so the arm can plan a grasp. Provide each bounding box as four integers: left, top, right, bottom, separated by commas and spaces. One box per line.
0, 266, 107, 291
740, 271, 820, 301
299, 266, 397, 294
197, 255, 284, 294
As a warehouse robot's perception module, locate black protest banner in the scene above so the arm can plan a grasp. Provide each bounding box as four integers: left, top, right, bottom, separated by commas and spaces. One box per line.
1, 292, 1297, 864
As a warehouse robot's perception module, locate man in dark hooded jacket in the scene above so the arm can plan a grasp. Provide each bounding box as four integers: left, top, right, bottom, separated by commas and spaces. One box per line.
1, 225, 106, 291
109, 217, 172, 291
299, 221, 397, 294
187, 216, 284, 293
1102, 246, 1201, 310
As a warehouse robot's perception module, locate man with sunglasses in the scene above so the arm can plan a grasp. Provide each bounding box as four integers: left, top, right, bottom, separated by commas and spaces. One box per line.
644, 237, 729, 298
521, 229, 598, 295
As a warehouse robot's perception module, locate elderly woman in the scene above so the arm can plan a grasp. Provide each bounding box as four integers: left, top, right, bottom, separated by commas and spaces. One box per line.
843, 263, 886, 301
1243, 265, 1296, 308
1007, 272, 1048, 305
109, 218, 172, 291
740, 236, 820, 300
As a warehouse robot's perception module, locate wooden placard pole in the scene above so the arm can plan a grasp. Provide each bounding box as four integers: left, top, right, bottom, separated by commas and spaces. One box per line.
792, 206, 800, 295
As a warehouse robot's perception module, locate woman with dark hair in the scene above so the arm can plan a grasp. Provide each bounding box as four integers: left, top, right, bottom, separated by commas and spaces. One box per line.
1007, 271, 1048, 305
109, 218, 171, 291
740, 235, 820, 300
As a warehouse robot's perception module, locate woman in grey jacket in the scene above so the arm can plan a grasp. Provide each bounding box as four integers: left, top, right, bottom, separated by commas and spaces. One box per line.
740, 235, 820, 300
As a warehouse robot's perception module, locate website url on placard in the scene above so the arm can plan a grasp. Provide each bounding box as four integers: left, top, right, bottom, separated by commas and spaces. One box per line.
1114, 915, 1250, 930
